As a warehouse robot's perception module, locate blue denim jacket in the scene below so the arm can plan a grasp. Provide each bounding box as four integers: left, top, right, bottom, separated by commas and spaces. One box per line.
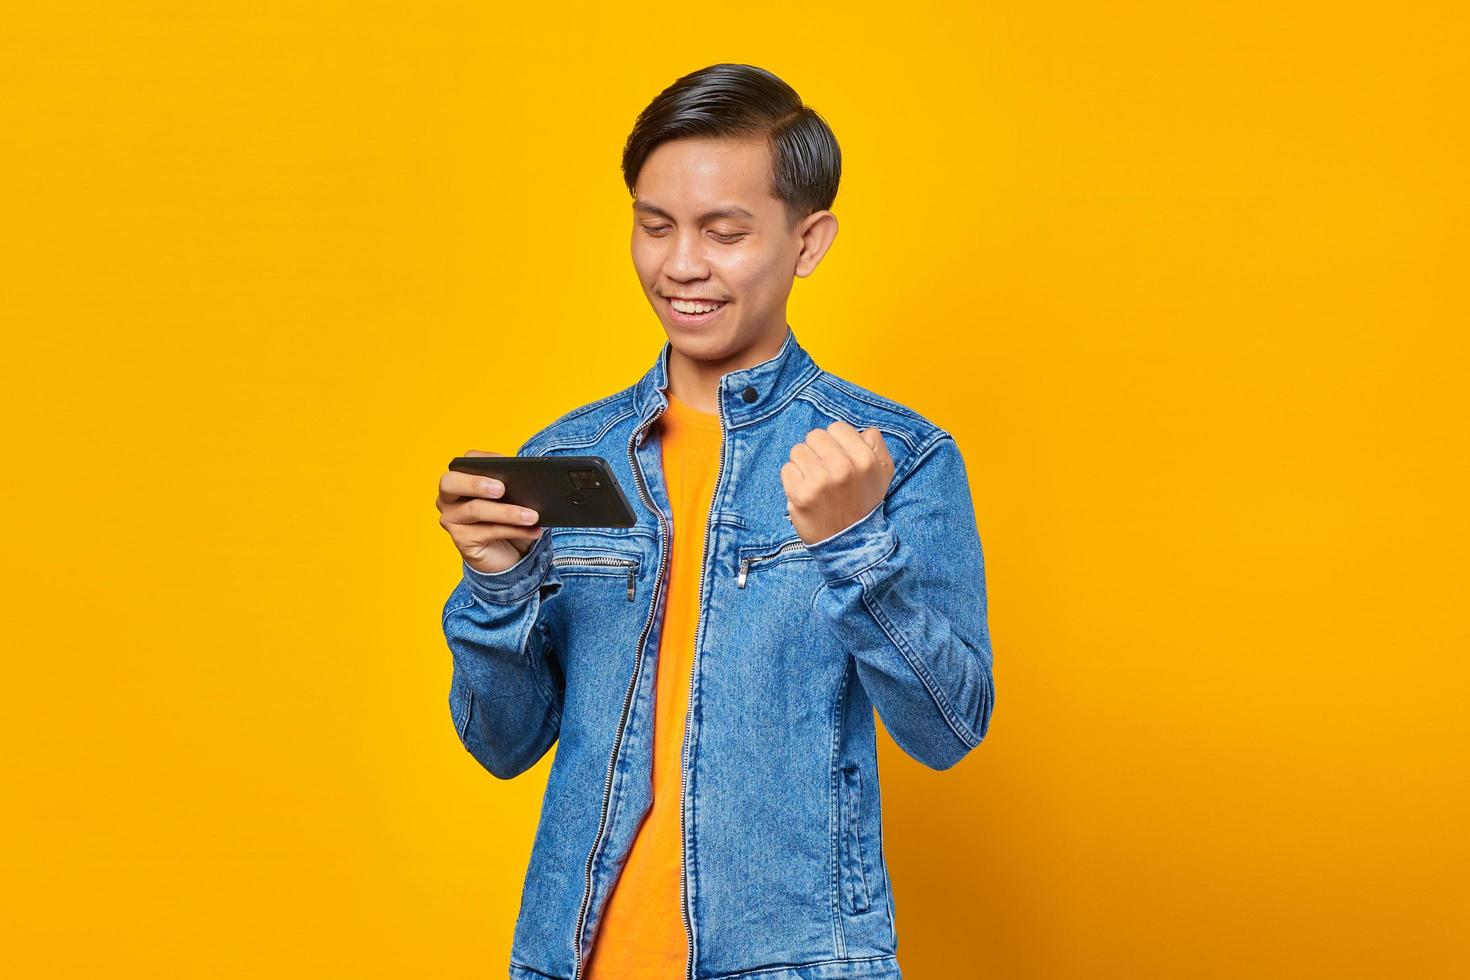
443, 327, 994, 980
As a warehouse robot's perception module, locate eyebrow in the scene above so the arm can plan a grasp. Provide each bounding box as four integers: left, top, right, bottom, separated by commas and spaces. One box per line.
632, 200, 756, 223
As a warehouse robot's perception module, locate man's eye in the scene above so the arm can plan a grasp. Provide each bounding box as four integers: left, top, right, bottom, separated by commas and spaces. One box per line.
639, 225, 744, 242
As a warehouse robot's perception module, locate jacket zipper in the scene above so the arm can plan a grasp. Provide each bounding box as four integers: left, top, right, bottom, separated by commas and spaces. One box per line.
735, 539, 806, 588
569, 408, 669, 980
550, 555, 637, 601
680, 383, 726, 980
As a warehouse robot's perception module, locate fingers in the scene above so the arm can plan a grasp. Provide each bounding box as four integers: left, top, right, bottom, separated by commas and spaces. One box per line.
793, 421, 881, 479
785, 422, 893, 500
813, 423, 892, 479
821, 420, 880, 468
439, 451, 538, 525
438, 448, 513, 508
456, 522, 545, 559
788, 441, 822, 480
862, 426, 893, 466
464, 521, 544, 545
441, 497, 540, 528
801, 425, 843, 467
438, 469, 507, 505
779, 459, 801, 502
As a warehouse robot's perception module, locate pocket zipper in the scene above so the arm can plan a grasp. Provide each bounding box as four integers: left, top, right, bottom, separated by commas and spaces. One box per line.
551, 555, 637, 601
736, 539, 807, 589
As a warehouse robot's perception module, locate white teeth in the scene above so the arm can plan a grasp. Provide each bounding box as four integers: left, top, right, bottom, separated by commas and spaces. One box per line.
671, 298, 724, 314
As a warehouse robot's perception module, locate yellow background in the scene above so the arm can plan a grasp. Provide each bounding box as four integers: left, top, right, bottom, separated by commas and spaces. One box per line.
3, 2, 1466, 977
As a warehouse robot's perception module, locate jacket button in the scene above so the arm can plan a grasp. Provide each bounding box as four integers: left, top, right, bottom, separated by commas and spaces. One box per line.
741, 385, 758, 403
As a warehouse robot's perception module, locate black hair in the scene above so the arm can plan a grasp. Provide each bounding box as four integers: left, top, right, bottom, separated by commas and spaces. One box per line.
621, 63, 841, 230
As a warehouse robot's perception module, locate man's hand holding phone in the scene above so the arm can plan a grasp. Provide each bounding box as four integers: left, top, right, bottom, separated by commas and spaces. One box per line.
437, 449, 545, 574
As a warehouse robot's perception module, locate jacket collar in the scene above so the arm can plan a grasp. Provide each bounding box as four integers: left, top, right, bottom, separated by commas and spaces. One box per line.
632, 325, 821, 439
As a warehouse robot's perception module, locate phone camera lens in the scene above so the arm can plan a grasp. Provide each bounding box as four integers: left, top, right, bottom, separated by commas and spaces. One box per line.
567, 468, 603, 490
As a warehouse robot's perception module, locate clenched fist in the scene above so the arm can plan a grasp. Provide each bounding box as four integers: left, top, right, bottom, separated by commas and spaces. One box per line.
779, 421, 894, 546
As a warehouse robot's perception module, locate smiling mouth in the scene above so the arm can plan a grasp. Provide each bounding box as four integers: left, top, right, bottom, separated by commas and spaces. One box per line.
665, 296, 730, 323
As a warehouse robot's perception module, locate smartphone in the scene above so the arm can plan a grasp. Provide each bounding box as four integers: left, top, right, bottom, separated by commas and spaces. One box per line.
447, 455, 638, 528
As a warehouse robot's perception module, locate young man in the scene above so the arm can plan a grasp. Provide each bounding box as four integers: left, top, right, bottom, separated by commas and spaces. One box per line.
436, 64, 994, 980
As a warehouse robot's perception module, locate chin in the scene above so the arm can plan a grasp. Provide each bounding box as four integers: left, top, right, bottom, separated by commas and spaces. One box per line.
666, 327, 741, 362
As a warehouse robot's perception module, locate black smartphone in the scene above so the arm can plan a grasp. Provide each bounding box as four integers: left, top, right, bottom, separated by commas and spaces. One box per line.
447, 455, 638, 528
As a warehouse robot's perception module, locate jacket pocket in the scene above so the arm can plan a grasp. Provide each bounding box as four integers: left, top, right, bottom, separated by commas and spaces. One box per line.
547, 529, 644, 602
550, 553, 638, 601
839, 763, 872, 914
735, 534, 812, 588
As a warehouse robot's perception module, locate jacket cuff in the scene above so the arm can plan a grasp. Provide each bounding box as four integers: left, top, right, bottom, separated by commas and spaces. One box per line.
462, 530, 554, 603
804, 500, 899, 583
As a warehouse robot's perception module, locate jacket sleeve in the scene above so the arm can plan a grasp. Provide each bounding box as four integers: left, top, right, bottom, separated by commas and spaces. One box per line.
804, 432, 995, 771
442, 469, 564, 780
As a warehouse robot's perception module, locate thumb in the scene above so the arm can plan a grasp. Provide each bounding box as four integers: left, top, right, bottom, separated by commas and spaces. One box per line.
861, 426, 884, 454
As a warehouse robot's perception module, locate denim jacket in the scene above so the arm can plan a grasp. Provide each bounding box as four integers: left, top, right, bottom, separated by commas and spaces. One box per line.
442, 326, 995, 980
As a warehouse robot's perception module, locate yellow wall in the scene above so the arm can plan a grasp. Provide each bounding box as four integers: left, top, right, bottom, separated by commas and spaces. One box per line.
4, 3, 1465, 977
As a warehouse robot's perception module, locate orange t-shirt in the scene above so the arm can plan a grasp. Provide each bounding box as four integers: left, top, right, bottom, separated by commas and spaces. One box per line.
584, 391, 722, 978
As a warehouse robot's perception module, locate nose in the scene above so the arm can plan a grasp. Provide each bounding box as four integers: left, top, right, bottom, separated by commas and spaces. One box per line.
663, 227, 711, 282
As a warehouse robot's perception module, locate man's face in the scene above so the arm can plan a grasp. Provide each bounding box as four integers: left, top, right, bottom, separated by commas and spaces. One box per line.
631, 135, 828, 363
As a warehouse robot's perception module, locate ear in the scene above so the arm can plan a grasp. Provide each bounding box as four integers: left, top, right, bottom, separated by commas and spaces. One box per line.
794, 210, 839, 278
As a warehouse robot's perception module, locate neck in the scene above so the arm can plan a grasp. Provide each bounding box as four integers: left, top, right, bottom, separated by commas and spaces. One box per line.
665, 325, 790, 414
